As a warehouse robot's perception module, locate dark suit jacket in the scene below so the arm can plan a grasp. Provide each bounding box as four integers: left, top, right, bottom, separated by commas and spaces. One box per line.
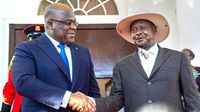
12, 34, 100, 112
95, 47, 200, 112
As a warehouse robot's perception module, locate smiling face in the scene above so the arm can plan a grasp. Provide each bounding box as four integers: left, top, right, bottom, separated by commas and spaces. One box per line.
45, 3, 78, 45
130, 19, 157, 50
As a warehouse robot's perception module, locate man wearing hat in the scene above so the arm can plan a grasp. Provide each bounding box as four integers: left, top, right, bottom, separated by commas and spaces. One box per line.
24, 24, 45, 40
182, 48, 200, 92
71, 12, 200, 112
1, 25, 44, 112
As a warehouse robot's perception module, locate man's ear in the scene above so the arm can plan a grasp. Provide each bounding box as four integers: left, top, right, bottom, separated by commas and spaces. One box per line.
46, 20, 54, 30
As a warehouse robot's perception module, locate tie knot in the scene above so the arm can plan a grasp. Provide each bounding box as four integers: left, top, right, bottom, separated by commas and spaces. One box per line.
58, 43, 65, 50
141, 50, 149, 59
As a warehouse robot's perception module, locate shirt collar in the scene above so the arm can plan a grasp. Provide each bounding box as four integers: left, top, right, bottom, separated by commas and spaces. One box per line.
45, 32, 61, 48
138, 43, 159, 56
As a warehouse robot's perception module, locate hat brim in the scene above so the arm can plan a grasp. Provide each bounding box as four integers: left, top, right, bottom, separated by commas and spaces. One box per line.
116, 13, 170, 44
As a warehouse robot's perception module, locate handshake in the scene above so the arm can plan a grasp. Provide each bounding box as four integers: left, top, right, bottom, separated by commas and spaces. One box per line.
68, 92, 96, 112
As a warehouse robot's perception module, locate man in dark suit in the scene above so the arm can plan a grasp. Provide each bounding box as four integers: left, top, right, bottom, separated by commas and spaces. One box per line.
72, 12, 200, 112
182, 48, 200, 92
12, 3, 100, 112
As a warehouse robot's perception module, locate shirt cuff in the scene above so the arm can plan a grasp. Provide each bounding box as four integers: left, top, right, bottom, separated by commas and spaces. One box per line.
60, 91, 71, 108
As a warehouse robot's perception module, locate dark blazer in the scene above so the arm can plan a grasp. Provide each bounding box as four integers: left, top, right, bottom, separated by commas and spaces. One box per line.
12, 34, 100, 112
95, 47, 200, 112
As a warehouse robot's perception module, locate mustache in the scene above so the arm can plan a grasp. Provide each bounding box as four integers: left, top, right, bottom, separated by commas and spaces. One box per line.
134, 34, 147, 40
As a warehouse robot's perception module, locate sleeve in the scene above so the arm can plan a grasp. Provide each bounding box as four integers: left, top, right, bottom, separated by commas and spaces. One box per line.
2, 69, 16, 105
1, 57, 16, 111
179, 53, 200, 111
2, 57, 15, 103
95, 63, 124, 112
12, 43, 66, 110
87, 49, 101, 98
1, 102, 11, 112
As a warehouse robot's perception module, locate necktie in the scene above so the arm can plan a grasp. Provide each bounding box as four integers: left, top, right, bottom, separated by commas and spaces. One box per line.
58, 43, 70, 76
141, 50, 149, 59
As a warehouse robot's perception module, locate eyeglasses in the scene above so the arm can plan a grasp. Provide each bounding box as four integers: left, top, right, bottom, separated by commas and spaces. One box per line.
50, 19, 78, 26
131, 26, 152, 33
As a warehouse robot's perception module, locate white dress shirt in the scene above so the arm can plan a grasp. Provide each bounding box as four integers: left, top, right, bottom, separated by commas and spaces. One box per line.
45, 32, 72, 108
138, 44, 159, 78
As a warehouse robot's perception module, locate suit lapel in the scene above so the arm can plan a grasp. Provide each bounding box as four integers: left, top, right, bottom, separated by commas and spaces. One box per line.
36, 34, 71, 81
129, 51, 149, 80
150, 48, 170, 77
70, 44, 81, 89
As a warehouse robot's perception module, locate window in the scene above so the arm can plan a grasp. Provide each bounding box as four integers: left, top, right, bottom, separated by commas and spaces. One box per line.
38, 0, 118, 15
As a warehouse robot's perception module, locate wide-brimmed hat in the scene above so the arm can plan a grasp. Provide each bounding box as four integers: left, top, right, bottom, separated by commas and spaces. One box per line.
116, 13, 170, 44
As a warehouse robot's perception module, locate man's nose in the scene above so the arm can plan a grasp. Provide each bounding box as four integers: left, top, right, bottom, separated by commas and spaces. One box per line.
69, 24, 77, 30
136, 30, 142, 35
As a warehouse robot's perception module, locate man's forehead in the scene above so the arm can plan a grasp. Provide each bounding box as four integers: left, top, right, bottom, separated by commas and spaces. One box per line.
49, 9, 75, 19
133, 20, 152, 25
130, 19, 156, 28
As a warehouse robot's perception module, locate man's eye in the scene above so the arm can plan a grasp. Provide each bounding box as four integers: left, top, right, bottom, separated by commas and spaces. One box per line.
65, 21, 72, 25
132, 28, 137, 32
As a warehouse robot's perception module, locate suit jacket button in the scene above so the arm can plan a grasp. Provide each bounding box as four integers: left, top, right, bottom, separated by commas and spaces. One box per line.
147, 82, 151, 85
147, 100, 152, 103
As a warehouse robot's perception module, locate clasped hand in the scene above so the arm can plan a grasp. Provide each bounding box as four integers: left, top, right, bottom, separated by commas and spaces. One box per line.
68, 92, 96, 112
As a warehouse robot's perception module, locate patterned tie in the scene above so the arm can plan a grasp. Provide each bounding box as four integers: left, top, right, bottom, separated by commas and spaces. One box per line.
58, 43, 70, 76
141, 50, 149, 59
